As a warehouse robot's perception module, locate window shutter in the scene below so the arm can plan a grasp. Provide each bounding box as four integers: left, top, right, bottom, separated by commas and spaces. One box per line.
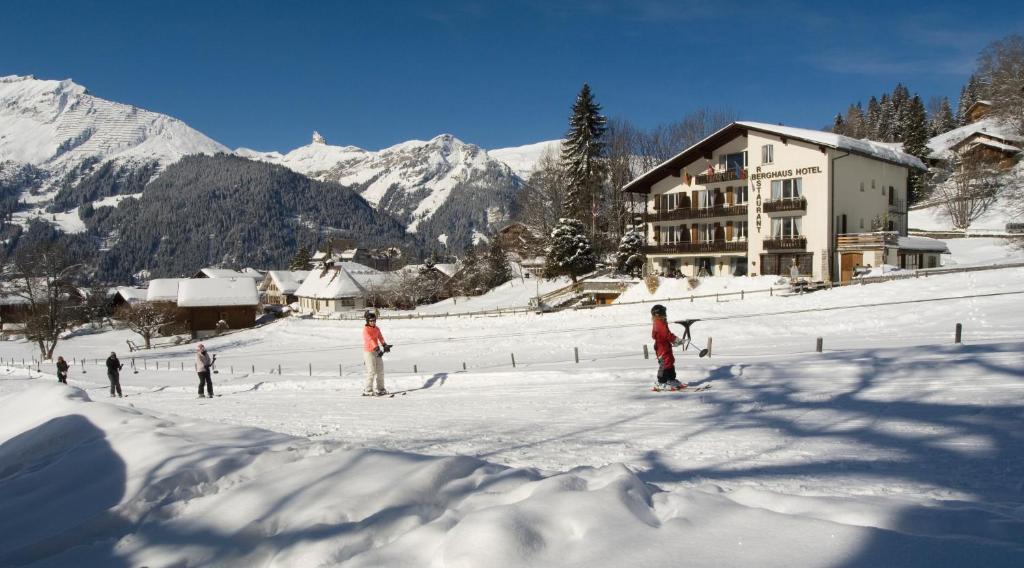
726, 221, 734, 241
653, 226, 661, 244
726, 187, 734, 205
653, 196, 660, 211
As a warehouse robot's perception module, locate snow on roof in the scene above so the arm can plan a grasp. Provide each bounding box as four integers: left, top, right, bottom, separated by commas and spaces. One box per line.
927, 118, 1023, 159
295, 265, 367, 299
737, 122, 927, 170
955, 138, 1022, 154
115, 287, 148, 303
897, 236, 950, 253
433, 263, 458, 277
178, 278, 259, 307
199, 268, 250, 279
265, 270, 310, 294
147, 278, 185, 302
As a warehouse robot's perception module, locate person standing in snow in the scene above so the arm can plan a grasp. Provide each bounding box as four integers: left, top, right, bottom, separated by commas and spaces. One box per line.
362, 311, 391, 396
651, 305, 685, 390
195, 344, 215, 398
55, 356, 69, 384
106, 352, 123, 397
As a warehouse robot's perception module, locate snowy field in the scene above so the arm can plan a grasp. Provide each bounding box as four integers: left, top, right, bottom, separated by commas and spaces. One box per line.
2, 259, 1024, 565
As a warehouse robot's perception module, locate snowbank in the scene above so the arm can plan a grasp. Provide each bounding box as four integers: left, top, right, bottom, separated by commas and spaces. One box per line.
615, 275, 784, 304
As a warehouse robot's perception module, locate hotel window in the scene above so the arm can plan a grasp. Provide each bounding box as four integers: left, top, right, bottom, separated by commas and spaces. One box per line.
698, 190, 714, 209
734, 184, 749, 205
771, 216, 802, 238
733, 220, 748, 241
666, 226, 676, 244
860, 218, 865, 229
888, 186, 896, 205
860, 182, 865, 192
719, 151, 747, 172
679, 225, 688, 241
871, 179, 876, 189
770, 178, 802, 200
761, 144, 774, 164
699, 223, 715, 242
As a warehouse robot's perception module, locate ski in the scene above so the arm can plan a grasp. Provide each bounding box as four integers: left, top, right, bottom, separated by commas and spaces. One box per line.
651, 383, 712, 393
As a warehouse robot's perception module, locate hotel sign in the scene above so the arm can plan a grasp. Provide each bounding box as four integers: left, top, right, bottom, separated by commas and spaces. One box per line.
748, 166, 822, 181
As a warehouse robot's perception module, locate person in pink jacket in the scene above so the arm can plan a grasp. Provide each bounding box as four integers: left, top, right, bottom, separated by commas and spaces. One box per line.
362, 310, 391, 396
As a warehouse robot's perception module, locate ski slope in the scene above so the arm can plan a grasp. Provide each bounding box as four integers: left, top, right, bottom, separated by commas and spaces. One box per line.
1, 261, 1024, 566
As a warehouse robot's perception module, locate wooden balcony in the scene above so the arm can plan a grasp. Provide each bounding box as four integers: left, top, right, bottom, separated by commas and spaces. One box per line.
763, 197, 807, 213
644, 204, 748, 222
836, 232, 899, 250
695, 168, 747, 185
762, 237, 807, 250
645, 241, 748, 254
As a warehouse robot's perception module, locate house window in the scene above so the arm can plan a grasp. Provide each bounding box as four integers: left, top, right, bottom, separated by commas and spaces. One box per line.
860, 218, 864, 229
771, 216, 802, 238
871, 179, 876, 189
889, 186, 896, 205
719, 151, 747, 172
859, 182, 864, 192
666, 225, 676, 244
770, 178, 802, 200
699, 224, 715, 242
698, 190, 714, 209
679, 225, 688, 241
733, 220, 748, 241
761, 144, 774, 164
734, 184, 749, 205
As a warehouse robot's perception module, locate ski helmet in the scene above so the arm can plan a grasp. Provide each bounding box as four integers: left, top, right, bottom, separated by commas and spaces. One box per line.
650, 304, 667, 318
364, 310, 377, 323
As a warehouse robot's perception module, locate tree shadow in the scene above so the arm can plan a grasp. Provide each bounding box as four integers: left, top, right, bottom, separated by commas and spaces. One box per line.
0, 414, 130, 567
632, 342, 1024, 565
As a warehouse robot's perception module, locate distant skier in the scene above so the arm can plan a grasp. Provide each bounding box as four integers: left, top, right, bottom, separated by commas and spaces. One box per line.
106, 351, 123, 397
55, 356, 69, 384
650, 304, 685, 391
195, 344, 215, 398
362, 310, 391, 396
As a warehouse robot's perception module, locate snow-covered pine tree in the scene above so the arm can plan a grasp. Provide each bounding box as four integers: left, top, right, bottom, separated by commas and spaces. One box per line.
485, 239, 512, 288
878, 94, 895, 142
454, 245, 486, 296
902, 95, 930, 204
930, 97, 957, 136
844, 103, 866, 138
289, 246, 312, 271
615, 227, 645, 277
892, 84, 911, 142
832, 113, 845, 134
957, 74, 982, 125
544, 218, 597, 283
866, 96, 881, 139
561, 84, 608, 230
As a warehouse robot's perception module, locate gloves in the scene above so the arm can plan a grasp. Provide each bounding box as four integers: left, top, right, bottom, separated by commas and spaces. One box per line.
383, 344, 392, 353
672, 338, 685, 347
374, 347, 383, 357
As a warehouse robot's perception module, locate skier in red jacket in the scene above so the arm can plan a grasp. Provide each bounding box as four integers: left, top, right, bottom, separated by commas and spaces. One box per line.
651, 304, 685, 390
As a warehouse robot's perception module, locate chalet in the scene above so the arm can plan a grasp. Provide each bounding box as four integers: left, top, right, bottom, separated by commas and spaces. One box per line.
622, 121, 931, 283
496, 222, 544, 257
147, 278, 186, 305
259, 270, 310, 306
177, 278, 259, 338
295, 264, 367, 313
110, 286, 148, 310
192, 267, 264, 280
965, 100, 992, 124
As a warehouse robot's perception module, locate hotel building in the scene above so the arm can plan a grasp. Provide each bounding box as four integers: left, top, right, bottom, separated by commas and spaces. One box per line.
622, 121, 945, 283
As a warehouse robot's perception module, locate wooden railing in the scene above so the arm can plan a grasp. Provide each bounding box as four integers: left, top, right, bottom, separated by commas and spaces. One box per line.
695, 168, 746, 185
645, 204, 748, 222
762, 237, 807, 250
645, 241, 747, 254
836, 232, 899, 249
763, 198, 807, 213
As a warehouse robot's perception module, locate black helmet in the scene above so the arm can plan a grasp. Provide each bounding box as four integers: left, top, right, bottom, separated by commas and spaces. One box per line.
650, 304, 667, 317
364, 310, 377, 322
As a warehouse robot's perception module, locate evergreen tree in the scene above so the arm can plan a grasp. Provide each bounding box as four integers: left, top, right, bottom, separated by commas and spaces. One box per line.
544, 218, 597, 283
454, 245, 485, 295
288, 246, 312, 271
832, 113, 845, 134
615, 227, 645, 277
561, 84, 608, 230
957, 74, 982, 125
844, 103, 866, 138
892, 84, 911, 142
866, 96, 881, 139
878, 94, 896, 141
930, 97, 957, 136
485, 239, 512, 288
902, 95, 930, 204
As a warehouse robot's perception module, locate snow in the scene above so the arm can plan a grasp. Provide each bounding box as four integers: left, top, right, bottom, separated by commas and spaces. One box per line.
177, 278, 258, 308
113, 286, 147, 304
616, 275, 784, 303
294, 265, 366, 299
198, 268, 258, 279
263, 270, 309, 295
146, 278, 184, 303
927, 118, 1023, 160
12, 207, 86, 234
897, 235, 950, 252
737, 121, 927, 170
943, 237, 1024, 266
2, 262, 1024, 565
93, 192, 142, 208
488, 139, 563, 178
415, 275, 573, 315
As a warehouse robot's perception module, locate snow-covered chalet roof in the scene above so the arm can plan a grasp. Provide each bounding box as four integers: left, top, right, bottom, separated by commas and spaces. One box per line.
623, 121, 925, 194
114, 286, 148, 304
953, 137, 1022, 155
295, 265, 367, 299
178, 278, 259, 308
197, 268, 251, 279
264, 270, 310, 294
927, 118, 1024, 160
897, 236, 950, 253
147, 278, 185, 302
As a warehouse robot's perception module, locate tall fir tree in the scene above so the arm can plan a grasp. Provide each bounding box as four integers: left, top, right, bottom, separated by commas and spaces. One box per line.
866, 96, 881, 139
560, 84, 608, 232
832, 113, 845, 135
544, 218, 597, 283
902, 95, 930, 204
930, 97, 957, 137
288, 246, 312, 271
485, 238, 512, 288
615, 227, 645, 277
957, 74, 982, 125
878, 94, 896, 141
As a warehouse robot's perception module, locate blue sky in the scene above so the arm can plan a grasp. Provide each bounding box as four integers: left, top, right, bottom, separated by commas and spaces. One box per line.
3, 0, 1022, 151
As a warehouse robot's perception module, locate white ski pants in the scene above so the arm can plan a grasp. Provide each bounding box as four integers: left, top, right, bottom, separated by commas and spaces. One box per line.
363, 351, 385, 392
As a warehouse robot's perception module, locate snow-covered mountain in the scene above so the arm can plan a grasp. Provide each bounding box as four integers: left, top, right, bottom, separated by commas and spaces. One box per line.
0, 75, 227, 189
488, 139, 562, 179
240, 132, 524, 248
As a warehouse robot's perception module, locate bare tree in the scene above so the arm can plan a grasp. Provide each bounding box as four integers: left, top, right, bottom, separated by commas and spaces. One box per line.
937, 153, 1001, 232
516, 149, 566, 244
976, 34, 1024, 133
3, 242, 84, 359
116, 302, 179, 349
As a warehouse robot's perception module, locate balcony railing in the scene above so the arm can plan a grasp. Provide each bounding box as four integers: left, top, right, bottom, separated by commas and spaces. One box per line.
645, 204, 748, 222
836, 232, 899, 249
762, 237, 807, 250
645, 241, 748, 254
695, 169, 747, 185
763, 197, 807, 213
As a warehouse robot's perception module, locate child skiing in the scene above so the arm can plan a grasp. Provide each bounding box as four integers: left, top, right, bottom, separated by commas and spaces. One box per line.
106, 352, 124, 397
650, 304, 686, 391
362, 310, 391, 396
195, 344, 215, 398
55, 356, 69, 384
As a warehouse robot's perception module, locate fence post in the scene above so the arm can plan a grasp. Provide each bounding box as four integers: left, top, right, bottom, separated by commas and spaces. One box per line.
339, 364, 342, 377
278, 364, 281, 375
643, 345, 649, 359
955, 323, 962, 344
770, 286, 773, 296
463, 362, 467, 371
252, 364, 255, 373
574, 347, 579, 363
309, 363, 312, 376
706, 337, 713, 358
816, 337, 823, 353
690, 295, 694, 303
511, 353, 516, 368
181, 362, 184, 371
741, 290, 744, 300
230, 365, 233, 374
414, 364, 418, 373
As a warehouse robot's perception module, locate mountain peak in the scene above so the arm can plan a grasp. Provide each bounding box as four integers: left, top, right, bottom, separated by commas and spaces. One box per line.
312, 131, 326, 145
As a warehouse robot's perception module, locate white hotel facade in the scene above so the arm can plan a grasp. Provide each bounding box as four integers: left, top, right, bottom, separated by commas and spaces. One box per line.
622, 122, 944, 283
